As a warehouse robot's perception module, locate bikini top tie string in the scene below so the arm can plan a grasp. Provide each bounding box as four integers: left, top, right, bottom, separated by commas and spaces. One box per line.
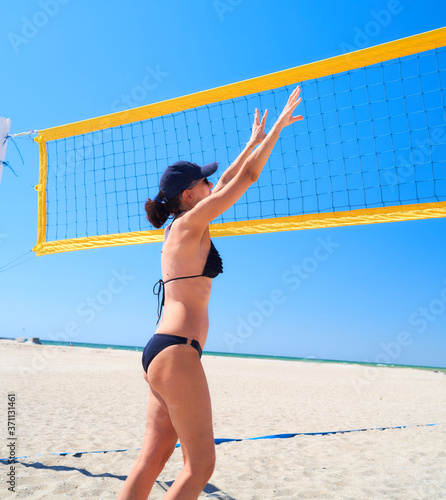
153, 275, 205, 324
152, 279, 165, 325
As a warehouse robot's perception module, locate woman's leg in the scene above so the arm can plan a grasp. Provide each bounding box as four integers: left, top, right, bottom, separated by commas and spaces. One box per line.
148, 344, 216, 500
117, 376, 178, 500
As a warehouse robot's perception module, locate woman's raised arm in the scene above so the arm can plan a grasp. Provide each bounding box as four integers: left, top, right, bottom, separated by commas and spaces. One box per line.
212, 108, 268, 194
188, 86, 304, 229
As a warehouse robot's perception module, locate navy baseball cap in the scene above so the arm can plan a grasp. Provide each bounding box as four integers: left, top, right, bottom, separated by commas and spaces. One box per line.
156, 161, 218, 203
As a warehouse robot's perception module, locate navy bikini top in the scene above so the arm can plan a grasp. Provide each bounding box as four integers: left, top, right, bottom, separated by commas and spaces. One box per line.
153, 214, 223, 323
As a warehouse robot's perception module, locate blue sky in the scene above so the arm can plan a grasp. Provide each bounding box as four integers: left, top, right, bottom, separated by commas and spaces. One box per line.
1, 0, 446, 367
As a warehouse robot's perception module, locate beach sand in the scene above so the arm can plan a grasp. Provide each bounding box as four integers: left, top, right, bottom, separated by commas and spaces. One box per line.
0, 340, 445, 499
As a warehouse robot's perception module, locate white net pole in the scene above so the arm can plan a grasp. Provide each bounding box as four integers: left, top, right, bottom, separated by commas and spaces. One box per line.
0, 118, 12, 184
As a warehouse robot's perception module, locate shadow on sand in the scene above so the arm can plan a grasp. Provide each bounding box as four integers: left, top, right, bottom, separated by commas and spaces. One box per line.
9, 459, 236, 498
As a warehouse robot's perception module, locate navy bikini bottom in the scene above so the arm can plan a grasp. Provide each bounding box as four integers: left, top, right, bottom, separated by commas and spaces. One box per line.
142, 333, 203, 373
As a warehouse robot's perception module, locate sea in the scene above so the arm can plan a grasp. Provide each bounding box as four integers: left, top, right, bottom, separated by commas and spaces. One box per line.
35, 339, 445, 372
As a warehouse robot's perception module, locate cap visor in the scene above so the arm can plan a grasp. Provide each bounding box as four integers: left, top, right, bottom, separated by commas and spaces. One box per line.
200, 161, 218, 177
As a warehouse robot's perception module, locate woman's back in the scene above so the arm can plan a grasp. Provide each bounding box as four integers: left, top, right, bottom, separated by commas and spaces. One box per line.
156, 213, 221, 344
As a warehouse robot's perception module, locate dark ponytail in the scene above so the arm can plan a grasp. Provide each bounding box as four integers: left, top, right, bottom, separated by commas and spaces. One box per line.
145, 191, 182, 228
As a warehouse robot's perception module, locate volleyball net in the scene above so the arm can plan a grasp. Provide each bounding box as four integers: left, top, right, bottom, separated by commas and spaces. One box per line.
34, 27, 446, 256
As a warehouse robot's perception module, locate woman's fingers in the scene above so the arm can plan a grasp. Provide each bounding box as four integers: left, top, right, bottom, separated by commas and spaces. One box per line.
250, 108, 268, 145
287, 90, 301, 111
291, 97, 302, 110
254, 108, 260, 126
254, 86, 302, 133
288, 86, 301, 103
285, 90, 303, 120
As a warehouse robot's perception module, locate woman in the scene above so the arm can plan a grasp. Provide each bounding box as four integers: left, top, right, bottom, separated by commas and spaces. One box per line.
118, 86, 303, 500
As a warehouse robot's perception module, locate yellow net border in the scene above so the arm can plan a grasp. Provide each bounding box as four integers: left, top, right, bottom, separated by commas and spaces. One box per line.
33, 27, 446, 256
34, 202, 446, 256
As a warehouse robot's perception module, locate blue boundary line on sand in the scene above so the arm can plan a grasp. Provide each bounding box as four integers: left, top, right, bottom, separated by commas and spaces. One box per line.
0, 423, 439, 463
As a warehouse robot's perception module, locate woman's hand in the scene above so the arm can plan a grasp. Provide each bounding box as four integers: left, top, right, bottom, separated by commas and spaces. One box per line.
275, 86, 304, 130
249, 108, 268, 146
190, 87, 304, 226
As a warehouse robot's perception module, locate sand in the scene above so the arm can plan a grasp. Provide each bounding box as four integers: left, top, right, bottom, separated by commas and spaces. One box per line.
0, 340, 445, 499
